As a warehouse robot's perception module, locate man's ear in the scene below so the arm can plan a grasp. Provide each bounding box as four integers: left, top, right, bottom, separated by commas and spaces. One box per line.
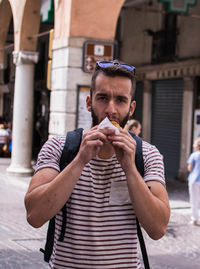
86, 96, 92, 112
129, 101, 136, 117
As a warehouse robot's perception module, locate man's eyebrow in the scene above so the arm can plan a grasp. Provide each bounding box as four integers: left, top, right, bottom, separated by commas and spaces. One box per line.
117, 95, 129, 101
96, 93, 108, 97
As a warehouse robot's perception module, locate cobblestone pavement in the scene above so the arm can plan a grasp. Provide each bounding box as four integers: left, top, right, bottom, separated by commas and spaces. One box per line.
0, 158, 200, 269
0, 159, 48, 269
142, 178, 200, 269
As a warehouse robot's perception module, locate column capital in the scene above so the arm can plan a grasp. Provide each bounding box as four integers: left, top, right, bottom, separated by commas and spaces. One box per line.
13, 51, 39, 65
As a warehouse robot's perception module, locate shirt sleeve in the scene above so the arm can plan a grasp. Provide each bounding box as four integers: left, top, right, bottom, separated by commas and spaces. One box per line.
34, 136, 66, 173
142, 141, 165, 186
187, 153, 194, 165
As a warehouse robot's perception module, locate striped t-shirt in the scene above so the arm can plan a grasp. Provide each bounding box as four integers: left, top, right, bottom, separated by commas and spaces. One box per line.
35, 135, 165, 269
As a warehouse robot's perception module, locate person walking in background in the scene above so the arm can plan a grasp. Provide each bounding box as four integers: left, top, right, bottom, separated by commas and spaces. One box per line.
125, 119, 142, 136
187, 137, 200, 226
0, 123, 9, 157
6, 122, 12, 156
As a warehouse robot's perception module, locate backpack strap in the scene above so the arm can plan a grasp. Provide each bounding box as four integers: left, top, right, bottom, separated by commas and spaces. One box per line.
129, 131, 144, 177
59, 128, 84, 171
129, 131, 150, 269
40, 128, 84, 262
40, 217, 55, 262
58, 128, 83, 242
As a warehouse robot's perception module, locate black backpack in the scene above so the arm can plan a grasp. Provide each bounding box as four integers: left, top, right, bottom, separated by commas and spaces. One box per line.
40, 128, 150, 268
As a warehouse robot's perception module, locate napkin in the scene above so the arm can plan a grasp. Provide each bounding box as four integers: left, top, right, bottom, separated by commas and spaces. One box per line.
98, 117, 120, 135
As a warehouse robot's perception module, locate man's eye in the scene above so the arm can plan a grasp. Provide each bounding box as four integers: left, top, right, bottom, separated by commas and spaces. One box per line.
98, 96, 107, 101
117, 97, 126, 103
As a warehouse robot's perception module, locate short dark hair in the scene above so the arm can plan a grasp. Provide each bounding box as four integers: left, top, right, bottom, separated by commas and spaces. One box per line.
90, 60, 136, 101
128, 119, 140, 130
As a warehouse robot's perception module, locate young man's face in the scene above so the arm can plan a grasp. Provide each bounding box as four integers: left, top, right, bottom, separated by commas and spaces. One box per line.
87, 73, 136, 127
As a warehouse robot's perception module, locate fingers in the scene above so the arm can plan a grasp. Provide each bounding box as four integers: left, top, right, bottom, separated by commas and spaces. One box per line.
78, 127, 111, 164
108, 130, 136, 153
83, 127, 108, 144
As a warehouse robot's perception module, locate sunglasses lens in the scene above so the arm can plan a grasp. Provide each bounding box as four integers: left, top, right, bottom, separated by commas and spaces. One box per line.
120, 64, 135, 72
97, 62, 113, 68
96, 61, 135, 72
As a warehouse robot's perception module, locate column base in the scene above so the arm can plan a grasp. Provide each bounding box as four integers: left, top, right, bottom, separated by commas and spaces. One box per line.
7, 164, 34, 177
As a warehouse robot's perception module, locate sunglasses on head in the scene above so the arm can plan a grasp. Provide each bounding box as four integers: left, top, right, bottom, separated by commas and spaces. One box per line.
96, 61, 135, 72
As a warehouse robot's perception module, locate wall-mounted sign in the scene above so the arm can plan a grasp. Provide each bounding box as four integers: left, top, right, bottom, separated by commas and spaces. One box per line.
82, 40, 117, 73
159, 0, 198, 14
76, 86, 92, 130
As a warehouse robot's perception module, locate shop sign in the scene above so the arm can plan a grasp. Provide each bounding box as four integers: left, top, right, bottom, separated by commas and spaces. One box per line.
82, 40, 116, 73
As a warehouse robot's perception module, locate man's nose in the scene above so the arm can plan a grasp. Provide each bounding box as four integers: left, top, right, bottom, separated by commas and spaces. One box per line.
105, 100, 117, 115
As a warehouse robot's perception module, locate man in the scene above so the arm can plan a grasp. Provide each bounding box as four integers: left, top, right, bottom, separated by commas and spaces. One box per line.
25, 60, 170, 268
125, 119, 142, 136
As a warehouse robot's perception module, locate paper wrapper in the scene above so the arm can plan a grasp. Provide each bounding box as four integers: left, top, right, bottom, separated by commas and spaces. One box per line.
98, 117, 120, 135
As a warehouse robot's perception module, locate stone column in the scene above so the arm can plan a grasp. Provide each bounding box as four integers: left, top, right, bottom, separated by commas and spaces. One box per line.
142, 80, 152, 142
178, 77, 194, 181
7, 51, 39, 176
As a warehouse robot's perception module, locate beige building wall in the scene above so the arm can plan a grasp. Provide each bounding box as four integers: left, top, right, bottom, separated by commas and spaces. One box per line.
117, 1, 163, 66
54, 0, 125, 42
177, 4, 200, 59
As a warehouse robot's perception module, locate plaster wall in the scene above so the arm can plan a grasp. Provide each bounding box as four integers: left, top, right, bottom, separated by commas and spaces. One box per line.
118, 2, 162, 66
54, 0, 125, 46
53, 0, 72, 41
118, 1, 200, 66
49, 37, 91, 136
177, 3, 200, 59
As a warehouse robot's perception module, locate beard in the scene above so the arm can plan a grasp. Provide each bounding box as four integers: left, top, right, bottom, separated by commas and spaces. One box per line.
91, 108, 130, 128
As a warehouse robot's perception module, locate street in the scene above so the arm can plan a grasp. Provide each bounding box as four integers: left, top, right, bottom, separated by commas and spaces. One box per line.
0, 158, 200, 269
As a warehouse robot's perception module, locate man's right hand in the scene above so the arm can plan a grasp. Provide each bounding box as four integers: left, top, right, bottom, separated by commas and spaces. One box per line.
77, 126, 110, 165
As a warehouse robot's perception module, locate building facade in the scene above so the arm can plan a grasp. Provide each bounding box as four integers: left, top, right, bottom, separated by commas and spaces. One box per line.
0, 0, 199, 180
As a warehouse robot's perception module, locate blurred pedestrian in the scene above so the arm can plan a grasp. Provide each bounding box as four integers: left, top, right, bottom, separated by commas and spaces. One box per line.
6, 122, 12, 156
187, 137, 200, 226
0, 124, 9, 157
125, 119, 141, 136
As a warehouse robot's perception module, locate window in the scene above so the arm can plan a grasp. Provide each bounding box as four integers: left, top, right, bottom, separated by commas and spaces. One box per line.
152, 13, 178, 63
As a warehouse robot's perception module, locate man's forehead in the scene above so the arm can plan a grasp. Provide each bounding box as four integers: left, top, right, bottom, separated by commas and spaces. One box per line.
94, 74, 132, 95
